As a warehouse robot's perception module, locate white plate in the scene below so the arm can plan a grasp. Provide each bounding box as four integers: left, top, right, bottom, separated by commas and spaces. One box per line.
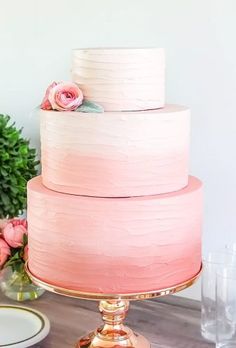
0, 304, 50, 347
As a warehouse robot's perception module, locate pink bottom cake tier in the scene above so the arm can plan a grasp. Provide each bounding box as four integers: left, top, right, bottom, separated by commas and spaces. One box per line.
27, 176, 202, 294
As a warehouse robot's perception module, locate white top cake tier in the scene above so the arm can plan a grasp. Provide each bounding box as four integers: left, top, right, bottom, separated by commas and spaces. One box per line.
71, 48, 165, 111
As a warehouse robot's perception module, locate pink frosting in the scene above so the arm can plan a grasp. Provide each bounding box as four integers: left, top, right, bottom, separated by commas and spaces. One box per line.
40, 105, 190, 197
27, 176, 202, 294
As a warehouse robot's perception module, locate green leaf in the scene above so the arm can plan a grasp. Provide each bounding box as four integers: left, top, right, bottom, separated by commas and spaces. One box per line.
10, 186, 18, 194
14, 158, 23, 167
12, 261, 25, 274
1, 192, 10, 205
0, 167, 8, 176
9, 131, 19, 144
76, 100, 104, 113
19, 145, 28, 155
1, 152, 9, 161
9, 175, 17, 185
4, 252, 21, 268
23, 233, 28, 247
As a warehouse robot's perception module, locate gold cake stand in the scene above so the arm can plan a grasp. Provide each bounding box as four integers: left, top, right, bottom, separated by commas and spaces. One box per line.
25, 262, 202, 348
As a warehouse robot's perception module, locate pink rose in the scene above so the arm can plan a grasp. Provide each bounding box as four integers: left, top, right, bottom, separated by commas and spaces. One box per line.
40, 81, 58, 110
41, 82, 83, 111
0, 238, 10, 267
3, 219, 27, 248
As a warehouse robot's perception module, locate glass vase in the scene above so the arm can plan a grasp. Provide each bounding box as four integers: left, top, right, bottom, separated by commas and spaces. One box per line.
0, 264, 45, 301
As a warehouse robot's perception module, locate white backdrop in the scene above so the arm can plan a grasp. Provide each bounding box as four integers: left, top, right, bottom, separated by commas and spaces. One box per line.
1, 0, 236, 300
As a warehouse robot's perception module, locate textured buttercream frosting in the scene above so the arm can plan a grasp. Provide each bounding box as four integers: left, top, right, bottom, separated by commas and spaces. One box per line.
71, 48, 165, 111
27, 176, 202, 294
41, 104, 190, 197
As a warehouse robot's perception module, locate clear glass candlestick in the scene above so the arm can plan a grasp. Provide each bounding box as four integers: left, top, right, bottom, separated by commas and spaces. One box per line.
225, 243, 236, 254
201, 252, 236, 342
216, 267, 236, 348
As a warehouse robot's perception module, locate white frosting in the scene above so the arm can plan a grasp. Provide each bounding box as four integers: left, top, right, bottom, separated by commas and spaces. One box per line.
71, 48, 165, 111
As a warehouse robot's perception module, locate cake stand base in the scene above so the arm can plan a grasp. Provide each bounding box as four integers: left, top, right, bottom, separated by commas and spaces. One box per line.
77, 300, 149, 348
25, 262, 202, 348
77, 330, 149, 348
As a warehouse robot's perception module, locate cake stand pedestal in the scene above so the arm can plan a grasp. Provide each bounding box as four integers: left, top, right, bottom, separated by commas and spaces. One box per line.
25, 262, 202, 348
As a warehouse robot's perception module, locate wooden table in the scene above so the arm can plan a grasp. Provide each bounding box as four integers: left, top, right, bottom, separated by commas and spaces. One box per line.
0, 292, 214, 347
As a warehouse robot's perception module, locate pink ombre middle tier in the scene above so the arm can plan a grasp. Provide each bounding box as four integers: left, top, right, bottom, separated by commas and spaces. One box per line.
41, 104, 190, 197
27, 176, 202, 294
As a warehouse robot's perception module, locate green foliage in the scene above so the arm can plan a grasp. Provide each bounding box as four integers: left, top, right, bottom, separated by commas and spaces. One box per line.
0, 115, 39, 218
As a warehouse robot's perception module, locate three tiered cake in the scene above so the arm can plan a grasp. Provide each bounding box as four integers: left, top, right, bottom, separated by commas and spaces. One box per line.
27, 48, 202, 294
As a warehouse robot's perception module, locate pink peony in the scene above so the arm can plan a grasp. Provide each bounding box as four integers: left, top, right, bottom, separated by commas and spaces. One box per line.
0, 238, 10, 267
0, 219, 7, 234
3, 219, 27, 248
41, 81, 83, 111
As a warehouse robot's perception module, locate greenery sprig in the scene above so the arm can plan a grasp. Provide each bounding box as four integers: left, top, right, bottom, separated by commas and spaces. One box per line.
0, 115, 39, 218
